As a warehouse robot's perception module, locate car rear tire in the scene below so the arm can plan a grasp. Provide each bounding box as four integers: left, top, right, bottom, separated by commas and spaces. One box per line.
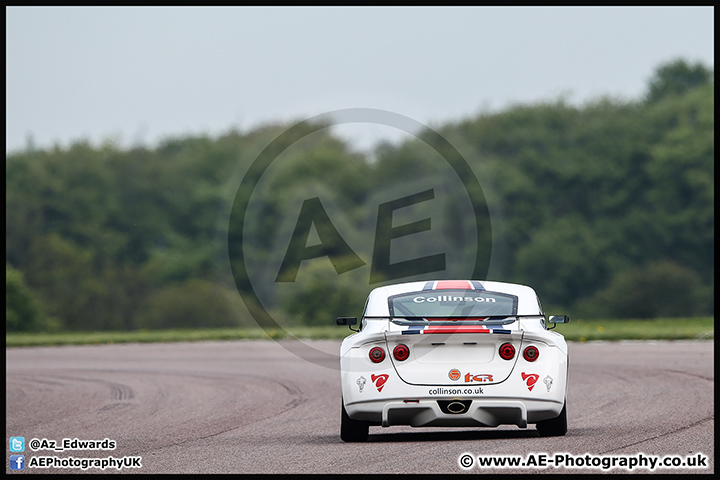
341, 398, 369, 442
536, 401, 567, 437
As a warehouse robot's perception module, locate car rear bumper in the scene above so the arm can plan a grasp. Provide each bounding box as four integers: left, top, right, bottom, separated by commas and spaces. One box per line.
345, 397, 564, 428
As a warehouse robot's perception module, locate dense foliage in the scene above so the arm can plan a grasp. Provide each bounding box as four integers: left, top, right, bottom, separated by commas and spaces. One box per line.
6, 59, 714, 331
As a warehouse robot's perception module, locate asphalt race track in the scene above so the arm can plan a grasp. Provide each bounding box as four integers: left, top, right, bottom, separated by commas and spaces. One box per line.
6, 339, 714, 474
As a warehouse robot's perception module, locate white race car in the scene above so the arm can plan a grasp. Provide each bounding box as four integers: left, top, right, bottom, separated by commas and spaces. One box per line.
337, 280, 569, 442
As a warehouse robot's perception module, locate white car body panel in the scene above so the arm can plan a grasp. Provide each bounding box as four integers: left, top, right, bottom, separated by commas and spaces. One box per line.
339, 280, 569, 436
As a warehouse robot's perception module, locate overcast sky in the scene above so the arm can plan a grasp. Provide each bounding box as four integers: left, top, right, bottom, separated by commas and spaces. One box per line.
5, 6, 714, 154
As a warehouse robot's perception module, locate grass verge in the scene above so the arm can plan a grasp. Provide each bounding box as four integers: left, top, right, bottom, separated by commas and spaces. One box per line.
555, 317, 713, 342
5, 317, 713, 347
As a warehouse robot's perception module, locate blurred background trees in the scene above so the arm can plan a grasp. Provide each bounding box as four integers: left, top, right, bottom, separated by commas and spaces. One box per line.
6, 59, 713, 331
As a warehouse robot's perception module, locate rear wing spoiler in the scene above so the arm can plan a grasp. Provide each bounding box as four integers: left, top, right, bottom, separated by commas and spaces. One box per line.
337, 315, 569, 330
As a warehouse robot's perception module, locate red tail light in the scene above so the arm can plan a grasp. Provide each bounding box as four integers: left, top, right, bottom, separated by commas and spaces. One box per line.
499, 342, 515, 360
393, 344, 410, 361
369, 346, 385, 363
523, 345, 539, 362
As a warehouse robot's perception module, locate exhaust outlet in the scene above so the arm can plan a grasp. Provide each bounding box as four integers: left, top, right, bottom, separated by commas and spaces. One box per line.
447, 401, 467, 414
437, 399, 472, 415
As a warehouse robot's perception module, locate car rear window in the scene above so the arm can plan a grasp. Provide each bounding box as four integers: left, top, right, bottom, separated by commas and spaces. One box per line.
388, 289, 518, 317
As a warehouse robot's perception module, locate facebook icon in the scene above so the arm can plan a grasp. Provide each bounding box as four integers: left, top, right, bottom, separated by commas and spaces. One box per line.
10, 455, 25, 470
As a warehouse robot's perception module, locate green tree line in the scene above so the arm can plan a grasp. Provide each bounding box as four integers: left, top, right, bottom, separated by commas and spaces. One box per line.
6, 59, 714, 332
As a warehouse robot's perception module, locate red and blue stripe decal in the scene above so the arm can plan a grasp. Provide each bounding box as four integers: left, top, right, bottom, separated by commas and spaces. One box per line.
422, 280, 485, 291
402, 325, 511, 335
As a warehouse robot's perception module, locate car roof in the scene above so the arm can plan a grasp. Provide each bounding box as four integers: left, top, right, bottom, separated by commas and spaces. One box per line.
364, 280, 542, 316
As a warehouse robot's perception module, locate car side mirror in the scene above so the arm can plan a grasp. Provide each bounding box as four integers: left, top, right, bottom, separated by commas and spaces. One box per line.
337, 317, 359, 332
548, 315, 570, 324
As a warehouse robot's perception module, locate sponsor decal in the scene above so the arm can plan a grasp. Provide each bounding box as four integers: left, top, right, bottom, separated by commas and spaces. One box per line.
371, 373, 389, 393
448, 369, 461, 381
412, 295, 496, 303
544, 375, 553, 392
356, 375, 367, 393
521, 372, 539, 391
464, 373, 493, 383
429, 387, 484, 395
